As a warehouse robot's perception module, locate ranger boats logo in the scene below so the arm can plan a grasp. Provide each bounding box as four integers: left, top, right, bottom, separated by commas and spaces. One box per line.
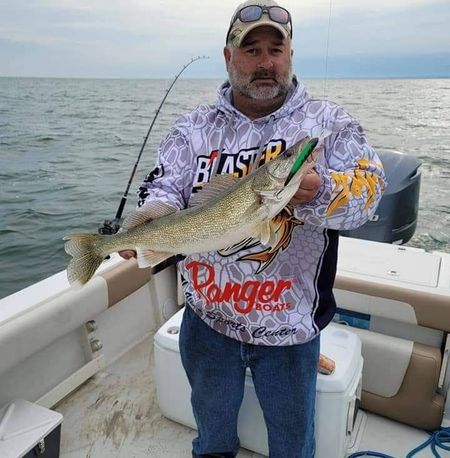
186, 261, 293, 315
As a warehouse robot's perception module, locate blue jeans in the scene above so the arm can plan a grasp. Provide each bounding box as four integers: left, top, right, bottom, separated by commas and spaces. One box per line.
179, 306, 320, 458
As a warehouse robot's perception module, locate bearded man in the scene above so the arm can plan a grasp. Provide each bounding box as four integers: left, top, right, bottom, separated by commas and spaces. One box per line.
121, 1, 385, 456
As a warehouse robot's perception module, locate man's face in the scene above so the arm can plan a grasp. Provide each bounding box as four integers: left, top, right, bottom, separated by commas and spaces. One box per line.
224, 26, 293, 101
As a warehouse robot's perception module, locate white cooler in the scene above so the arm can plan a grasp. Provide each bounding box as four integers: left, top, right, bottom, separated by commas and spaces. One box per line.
154, 308, 363, 458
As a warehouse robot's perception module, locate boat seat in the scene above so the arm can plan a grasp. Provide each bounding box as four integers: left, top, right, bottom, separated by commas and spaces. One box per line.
331, 323, 444, 430
335, 239, 450, 333
100, 258, 152, 307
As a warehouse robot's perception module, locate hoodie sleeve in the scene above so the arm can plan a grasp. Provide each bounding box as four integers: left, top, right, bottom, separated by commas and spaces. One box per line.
136, 124, 195, 211
293, 106, 386, 230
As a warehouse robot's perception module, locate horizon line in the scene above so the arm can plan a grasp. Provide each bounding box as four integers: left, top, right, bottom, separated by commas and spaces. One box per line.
1, 75, 449, 80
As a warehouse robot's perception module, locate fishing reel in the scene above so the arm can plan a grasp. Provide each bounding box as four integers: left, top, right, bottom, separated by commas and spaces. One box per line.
98, 218, 121, 235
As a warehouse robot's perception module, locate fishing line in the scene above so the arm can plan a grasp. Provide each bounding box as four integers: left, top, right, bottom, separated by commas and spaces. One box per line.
99, 55, 209, 235
320, 0, 333, 141
322, 0, 333, 102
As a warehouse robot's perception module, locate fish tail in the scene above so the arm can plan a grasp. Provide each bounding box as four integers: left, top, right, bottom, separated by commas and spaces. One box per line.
63, 233, 105, 286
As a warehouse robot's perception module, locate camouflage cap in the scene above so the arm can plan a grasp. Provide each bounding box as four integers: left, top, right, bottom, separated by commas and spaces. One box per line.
226, 0, 292, 47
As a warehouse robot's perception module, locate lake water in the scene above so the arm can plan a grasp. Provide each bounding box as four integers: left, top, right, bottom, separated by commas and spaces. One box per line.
0, 77, 449, 299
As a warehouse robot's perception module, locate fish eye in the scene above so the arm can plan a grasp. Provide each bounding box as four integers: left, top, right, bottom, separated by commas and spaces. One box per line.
268, 161, 290, 180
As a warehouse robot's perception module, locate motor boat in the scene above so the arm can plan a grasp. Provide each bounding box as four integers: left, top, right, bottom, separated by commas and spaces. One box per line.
1, 150, 449, 457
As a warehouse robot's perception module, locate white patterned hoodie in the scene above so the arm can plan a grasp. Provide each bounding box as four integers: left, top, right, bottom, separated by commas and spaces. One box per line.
137, 77, 385, 346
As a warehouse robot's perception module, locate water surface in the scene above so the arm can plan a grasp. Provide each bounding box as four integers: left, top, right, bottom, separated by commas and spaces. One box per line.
1, 77, 449, 298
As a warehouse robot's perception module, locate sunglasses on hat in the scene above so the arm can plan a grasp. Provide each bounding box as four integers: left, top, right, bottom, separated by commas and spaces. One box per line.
226, 5, 292, 43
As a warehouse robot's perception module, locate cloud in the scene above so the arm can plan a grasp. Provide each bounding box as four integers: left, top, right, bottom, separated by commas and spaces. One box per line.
0, 0, 448, 77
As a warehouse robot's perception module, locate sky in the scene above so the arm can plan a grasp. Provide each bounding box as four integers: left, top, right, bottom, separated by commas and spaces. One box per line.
0, 0, 449, 79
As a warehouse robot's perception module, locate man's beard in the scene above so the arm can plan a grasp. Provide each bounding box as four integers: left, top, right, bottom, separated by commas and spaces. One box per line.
228, 64, 293, 100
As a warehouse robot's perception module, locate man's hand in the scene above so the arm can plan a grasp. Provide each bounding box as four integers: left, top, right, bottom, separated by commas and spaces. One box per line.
119, 250, 136, 260
289, 170, 321, 206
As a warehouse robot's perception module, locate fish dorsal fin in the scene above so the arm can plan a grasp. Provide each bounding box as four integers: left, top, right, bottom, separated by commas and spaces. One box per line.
189, 174, 239, 207
136, 248, 172, 268
122, 202, 177, 231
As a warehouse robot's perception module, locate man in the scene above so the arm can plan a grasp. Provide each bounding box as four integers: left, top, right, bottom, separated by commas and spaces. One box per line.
121, 1, 385, 456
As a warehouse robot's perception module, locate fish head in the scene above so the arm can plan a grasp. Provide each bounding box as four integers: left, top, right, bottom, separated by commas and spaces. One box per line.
252, 137, 319, 204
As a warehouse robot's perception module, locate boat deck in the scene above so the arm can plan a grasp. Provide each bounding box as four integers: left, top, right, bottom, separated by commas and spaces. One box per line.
55, 334, 433, 458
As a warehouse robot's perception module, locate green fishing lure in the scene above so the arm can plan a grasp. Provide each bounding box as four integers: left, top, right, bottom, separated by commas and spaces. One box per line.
284, 137, 319, 186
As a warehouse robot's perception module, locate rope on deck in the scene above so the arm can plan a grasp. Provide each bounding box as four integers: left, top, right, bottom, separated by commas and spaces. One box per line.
348, 426, 450, 458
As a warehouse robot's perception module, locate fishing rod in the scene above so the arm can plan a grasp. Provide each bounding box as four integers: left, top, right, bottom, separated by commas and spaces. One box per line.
99, 55, 209, 235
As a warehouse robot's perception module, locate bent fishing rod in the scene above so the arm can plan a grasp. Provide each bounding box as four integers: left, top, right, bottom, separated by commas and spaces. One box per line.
99, 55, 209, 235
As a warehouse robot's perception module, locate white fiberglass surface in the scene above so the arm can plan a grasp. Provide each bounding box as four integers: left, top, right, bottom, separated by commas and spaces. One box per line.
55, 333, 433, 458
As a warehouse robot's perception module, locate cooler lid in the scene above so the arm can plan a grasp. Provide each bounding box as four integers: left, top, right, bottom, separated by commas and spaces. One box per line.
154, 307, 185, 353
338, 237, 441, 287
0, 399, 63, 458
156, 308, 363, 394
315, 325, 362, 393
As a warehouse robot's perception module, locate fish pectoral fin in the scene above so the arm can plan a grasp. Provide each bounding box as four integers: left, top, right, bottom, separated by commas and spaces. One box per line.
189, 174, 239, 207
254, 220, 278, 247
122, 202, 177, 231
136, 248, 172, 268
259, 220, 271, 246
268, 220, 280, 247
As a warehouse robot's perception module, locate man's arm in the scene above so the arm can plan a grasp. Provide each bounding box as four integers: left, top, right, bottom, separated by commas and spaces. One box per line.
292, 114, 386, 230
290, 169, 322, 206
136, 126, 193, 211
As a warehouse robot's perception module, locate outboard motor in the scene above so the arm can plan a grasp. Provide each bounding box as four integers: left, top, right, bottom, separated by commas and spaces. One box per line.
341, 150, 421, 244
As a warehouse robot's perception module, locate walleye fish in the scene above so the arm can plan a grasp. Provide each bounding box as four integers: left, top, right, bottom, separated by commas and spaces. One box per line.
64, 137, 320, 286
